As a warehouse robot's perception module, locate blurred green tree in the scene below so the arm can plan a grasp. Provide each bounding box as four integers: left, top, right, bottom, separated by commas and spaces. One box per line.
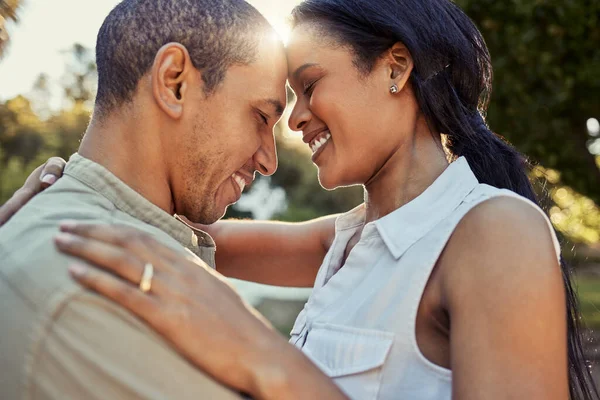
0, 44, 91, 203
456, 0, 600, 202
0, 96, 45, 165
60, 43, 97, 108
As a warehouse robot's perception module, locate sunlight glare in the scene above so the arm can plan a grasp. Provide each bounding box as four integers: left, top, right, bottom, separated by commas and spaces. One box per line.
271, 19, 292, 45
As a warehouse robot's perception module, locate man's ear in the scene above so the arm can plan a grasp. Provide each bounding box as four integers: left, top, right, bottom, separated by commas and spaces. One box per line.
386, 42, 414, 92
151, 43, 194, 120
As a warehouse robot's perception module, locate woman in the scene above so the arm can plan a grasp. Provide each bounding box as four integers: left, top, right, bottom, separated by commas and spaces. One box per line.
3, 0, 597, 398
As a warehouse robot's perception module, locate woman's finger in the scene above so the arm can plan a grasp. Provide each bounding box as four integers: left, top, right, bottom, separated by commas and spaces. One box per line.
69, 262, 159, 323
0, 188, 35, 227
55, 232, 159, 291
40, 157, 67, 189
58, 222, 176, 266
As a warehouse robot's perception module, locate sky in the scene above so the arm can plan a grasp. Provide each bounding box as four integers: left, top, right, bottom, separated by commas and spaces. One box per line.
0, 0, 300, 102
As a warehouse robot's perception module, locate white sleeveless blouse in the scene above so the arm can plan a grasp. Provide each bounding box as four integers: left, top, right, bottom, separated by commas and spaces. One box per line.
289, 157, 561, 400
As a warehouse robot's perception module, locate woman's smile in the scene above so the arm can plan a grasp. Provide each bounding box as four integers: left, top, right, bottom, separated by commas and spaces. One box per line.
310, 131, 332, 161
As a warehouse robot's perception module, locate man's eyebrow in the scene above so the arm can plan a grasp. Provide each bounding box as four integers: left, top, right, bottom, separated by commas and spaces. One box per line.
261, 99, 285, 118
292, 63, 319, 82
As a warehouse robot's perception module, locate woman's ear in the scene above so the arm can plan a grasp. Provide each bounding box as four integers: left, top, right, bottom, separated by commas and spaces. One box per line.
151, 43, 193, 120
387, 42, 414, 92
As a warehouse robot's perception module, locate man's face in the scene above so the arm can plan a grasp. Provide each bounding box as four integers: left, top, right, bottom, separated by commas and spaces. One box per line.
171, 35, 287, 224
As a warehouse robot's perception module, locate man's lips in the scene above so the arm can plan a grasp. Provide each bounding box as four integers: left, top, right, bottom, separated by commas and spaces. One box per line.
231, 173, 246, 195
234, 170, 253, 187
230, 169, 254, 195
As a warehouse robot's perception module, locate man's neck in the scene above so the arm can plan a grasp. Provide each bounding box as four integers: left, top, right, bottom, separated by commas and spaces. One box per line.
78, 113, 175, 215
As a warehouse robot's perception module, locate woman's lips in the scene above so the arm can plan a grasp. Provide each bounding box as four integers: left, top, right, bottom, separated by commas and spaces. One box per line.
310, 131, 331, 154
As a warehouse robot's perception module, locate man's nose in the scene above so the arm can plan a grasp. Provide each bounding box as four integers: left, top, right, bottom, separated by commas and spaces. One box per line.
254, 134, 278, 176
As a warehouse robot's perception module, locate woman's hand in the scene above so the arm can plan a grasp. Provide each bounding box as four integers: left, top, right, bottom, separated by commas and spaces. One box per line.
53, 222, 348, 400
0, 156, 66, 226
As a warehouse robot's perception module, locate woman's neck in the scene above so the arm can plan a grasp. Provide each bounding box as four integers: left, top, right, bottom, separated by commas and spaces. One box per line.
363, 128, 449, 224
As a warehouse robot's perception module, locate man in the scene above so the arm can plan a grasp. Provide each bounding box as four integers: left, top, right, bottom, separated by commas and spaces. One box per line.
0, 0, 287, 398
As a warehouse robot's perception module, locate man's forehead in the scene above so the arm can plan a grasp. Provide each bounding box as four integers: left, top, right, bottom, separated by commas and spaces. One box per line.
247, 51, 288, 114
255, 35, 288, 68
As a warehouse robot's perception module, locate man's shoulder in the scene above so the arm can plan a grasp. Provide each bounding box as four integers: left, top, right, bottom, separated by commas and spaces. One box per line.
0, 176, 124, 306
2, 174, 115, 232
0, 199, 112, 312
0, 175, 190, 307
0, 175, 114, 255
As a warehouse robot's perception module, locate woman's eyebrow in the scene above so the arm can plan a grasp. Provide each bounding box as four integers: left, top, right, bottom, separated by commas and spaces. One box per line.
292, 63, 320, 81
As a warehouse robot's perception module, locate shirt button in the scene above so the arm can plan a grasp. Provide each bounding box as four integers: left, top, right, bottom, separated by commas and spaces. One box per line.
191, 234, 198, 247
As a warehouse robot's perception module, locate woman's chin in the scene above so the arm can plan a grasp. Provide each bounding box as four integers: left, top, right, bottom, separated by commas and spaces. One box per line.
317, 169, 347, 191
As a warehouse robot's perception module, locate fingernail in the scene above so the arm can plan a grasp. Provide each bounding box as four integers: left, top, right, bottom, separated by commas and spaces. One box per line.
41, 174, 57, 185
54, 233, 74, 244
60, 220, 78, 231
69, 263, 87, 277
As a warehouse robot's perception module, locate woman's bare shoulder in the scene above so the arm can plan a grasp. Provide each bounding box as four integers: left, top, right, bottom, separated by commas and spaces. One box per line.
439, 195, 562, 306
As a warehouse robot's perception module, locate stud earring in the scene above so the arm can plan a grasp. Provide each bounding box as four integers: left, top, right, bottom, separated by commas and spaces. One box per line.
390, 84, 399, 94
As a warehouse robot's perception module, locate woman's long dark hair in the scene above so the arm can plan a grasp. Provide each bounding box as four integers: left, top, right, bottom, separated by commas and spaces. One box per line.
291, 0, 598, 398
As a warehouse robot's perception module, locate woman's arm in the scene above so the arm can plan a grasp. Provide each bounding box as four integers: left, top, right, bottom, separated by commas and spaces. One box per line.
250, 336, 349, 400
196, 216, 338, 287
441, 197, 568, 399
54, 222, 349, 400
0, 156, 339, 288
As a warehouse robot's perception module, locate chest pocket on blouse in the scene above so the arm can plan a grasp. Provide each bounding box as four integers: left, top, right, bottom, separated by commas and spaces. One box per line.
302, 323, 394, 400
289, 307, 308, 346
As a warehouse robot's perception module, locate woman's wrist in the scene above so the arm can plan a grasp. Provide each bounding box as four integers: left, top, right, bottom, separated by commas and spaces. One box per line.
245, 334, 348, 400
14, 186, 35, 200
246, 337, 300, 400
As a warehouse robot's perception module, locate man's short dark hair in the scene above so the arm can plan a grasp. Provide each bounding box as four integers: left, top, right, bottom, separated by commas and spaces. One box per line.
95, 0, 271, 116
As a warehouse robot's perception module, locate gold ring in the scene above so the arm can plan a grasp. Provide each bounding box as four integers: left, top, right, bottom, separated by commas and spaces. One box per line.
139, 263, 154, 293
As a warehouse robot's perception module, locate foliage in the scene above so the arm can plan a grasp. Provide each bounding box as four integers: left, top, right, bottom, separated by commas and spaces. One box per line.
0, 0, 24, 57
456, 0, 600, 203
575, 277, 600, 330
0, 93, 86, 203
60, 44, 97, 108
530, 165, 600, 245
0, 44, 90, 204
0, 0, 20, 21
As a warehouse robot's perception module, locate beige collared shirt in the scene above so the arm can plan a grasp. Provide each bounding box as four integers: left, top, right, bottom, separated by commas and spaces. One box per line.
0, 154, 240, 400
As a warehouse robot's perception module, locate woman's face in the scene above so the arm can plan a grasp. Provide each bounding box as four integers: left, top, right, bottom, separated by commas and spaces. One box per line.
286, 24, 418, 190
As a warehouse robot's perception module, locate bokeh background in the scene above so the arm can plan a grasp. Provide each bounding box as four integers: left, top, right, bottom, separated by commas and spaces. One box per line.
1, 0, 600, 380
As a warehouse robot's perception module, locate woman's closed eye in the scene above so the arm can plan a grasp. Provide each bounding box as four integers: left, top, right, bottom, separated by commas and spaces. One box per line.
303, 79, 319, 96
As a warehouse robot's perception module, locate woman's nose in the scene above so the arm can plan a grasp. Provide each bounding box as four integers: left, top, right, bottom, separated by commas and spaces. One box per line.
288, 99, 310, 132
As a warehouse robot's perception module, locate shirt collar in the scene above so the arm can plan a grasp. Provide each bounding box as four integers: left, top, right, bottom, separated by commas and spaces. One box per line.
375, 157, 479, 259
335, 203, 367, 232
64, 153, 215, 256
